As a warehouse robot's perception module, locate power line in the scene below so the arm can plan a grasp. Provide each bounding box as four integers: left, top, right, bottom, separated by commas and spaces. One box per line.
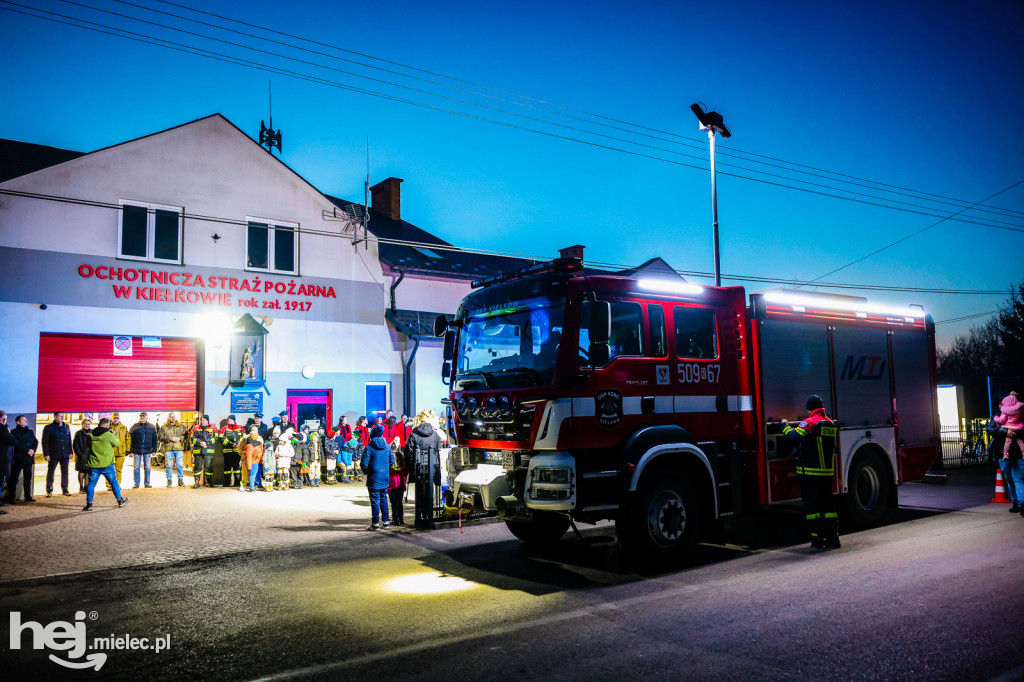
52, 0, 1024, 229
0, 187, 1011, 298
7, 1, 1024, 234
806, 177, 1024, 285
144, 0, 1024, 221
935, 310, 1002, 326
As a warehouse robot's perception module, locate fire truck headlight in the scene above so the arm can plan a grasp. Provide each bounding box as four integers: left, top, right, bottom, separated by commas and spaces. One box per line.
533, 467, 571, 484
500, 395, 511, 416
467, 397, 478, 415
457, 397, 467, 416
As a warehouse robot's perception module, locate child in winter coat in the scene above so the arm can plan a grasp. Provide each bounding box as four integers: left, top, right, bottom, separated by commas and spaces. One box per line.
995, 392, 1024, 461
388, 447, 409, 525
276, 427, 295, 490
262, 427, 278, 491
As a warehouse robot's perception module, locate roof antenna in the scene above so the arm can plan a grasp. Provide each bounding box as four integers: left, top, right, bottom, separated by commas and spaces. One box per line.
259, 79, 282, 155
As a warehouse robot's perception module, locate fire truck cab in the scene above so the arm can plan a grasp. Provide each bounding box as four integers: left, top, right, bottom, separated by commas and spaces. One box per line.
435, 257, 939, 559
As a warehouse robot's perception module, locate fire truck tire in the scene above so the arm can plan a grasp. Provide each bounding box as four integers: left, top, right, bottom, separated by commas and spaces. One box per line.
615, 470, 698, 561
505, 512, 571, 545
842, 452, 892, 527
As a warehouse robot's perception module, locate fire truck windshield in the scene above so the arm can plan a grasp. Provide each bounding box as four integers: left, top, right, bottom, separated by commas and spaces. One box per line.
457, 299, 564, 388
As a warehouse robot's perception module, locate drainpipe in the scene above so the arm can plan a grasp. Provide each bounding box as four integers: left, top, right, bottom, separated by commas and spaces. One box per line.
386, 269, 418, 415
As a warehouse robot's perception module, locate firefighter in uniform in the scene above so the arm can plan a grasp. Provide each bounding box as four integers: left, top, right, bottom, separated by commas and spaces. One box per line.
191, 415, 218, 488
221, 415, 245, 488
783, 395, 840, 550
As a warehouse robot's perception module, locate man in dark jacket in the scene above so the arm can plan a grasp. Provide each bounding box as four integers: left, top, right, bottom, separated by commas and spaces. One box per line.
129, 412, 158, 488
0, 410, 17, 513
42, 411, 73, 497
360, 426, 395, 530
7, 415, 38, 504
407, 412, 443, 529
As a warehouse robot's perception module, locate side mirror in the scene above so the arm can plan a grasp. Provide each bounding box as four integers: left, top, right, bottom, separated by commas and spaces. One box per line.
588, 343, 610, 367
433, 315, 449, 338
442, 330, 456, 362
589, 301, 611, 344
441, 360, 452, 386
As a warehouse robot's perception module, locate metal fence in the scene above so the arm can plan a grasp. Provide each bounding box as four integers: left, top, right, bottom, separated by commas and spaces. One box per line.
938, 420, 993, 469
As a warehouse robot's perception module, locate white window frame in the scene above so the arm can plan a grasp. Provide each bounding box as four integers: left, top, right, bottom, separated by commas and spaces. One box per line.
245, 216, 299, 275
117, 200, 184, 264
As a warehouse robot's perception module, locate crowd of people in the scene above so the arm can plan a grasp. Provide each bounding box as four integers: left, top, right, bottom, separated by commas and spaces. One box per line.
0, 407, 445, 528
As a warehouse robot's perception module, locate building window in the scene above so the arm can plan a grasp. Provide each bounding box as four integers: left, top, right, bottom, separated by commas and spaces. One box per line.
246, 219, 297, 274
118, 201, 182, 263
674, 306, 718, 359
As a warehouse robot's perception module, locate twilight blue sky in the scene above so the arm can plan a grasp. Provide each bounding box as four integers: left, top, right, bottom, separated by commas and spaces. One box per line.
2, 0, 1023, 346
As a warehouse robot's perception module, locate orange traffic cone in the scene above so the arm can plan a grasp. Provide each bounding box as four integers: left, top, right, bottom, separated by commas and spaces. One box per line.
991, 467, 1012, 503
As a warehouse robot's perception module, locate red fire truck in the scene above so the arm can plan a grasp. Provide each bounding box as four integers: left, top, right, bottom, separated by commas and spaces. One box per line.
434, 257, 939, 559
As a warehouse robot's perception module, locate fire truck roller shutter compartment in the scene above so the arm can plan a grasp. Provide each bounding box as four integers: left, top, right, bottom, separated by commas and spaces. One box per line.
890, 329, 939, 482
37, 333, 200, 411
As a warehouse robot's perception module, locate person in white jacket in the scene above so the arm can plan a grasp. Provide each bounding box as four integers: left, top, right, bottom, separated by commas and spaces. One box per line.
275, 427, 295, 490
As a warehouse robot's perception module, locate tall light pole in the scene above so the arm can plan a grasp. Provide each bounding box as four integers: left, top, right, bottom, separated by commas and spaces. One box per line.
690, 103, 731, 287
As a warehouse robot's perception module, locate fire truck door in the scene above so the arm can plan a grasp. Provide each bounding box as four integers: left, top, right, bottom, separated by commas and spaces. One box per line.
759, 319, 833, 503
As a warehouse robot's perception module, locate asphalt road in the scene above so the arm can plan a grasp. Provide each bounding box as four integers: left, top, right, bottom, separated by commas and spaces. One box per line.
2, 468, 1022, 681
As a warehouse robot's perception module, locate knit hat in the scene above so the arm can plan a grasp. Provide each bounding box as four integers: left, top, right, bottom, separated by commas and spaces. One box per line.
228, 414, 236, 422
806, 395, 824, 411
370, 425, 384, 439
202, 414, 210, 422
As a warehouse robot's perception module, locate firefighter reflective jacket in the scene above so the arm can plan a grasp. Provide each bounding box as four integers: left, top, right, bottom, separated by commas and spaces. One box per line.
192, 425, 219, 455
782, 407, 837, 477
221, 424, 244, 451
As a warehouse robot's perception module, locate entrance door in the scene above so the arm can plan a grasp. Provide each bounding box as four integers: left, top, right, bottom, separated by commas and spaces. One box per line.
286, 389, 332, 430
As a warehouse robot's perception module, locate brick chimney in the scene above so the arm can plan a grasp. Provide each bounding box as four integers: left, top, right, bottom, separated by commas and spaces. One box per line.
559, 244, 585, 260
370, 177, 403, 221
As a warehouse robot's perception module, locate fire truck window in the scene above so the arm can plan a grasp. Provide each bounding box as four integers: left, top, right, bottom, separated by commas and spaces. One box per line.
674, 307, 717, 359
580, 300, 644, 365
649, 304, 667, 358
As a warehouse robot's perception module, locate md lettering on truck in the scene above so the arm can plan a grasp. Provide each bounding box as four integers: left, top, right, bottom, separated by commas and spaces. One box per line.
840, 355, 887, 380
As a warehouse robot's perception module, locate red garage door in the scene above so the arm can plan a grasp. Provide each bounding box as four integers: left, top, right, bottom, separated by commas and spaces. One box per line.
38, 333, 200, 412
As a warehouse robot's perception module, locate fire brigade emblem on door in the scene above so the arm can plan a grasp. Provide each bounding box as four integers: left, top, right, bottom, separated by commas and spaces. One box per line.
595, 389, 623, 428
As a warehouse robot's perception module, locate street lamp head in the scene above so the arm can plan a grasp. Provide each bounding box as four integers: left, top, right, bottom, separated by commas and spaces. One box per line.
690, 102, 731, 138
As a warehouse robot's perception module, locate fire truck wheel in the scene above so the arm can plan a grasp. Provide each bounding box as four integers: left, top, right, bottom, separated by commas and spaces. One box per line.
616, 470, 698, 561
505, 512, 571, 545
843, 452, 891, 527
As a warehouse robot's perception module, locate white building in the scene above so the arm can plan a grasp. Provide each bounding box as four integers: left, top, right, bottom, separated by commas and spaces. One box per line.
0, 114, 532, 433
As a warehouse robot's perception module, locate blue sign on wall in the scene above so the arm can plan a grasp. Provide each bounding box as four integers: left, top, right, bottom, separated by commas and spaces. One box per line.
231, 391, 264, 414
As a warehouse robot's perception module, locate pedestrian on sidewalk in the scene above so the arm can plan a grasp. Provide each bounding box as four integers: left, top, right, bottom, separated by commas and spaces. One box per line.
244, 426, 264, 492
0, 410, 16, 514
7, 415, 38, 504
987, 418, 1020, 512
158, 412, 188, 488
109, 413, 130, 488
262, 426, 279, 491
83, 417, 129, 511
73, 416, 94, 494
42, 411, 73, 497
276, 427, 295, 490
361, 425, 395, 530
129, 412, 157, 489
388, 446, 409, 526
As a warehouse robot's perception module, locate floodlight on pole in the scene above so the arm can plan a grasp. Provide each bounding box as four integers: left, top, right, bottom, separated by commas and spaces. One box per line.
690, 102, 730, 287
